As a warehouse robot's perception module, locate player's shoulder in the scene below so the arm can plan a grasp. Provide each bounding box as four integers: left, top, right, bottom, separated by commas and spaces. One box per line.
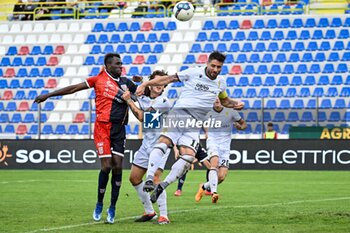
155, 95, 171, 106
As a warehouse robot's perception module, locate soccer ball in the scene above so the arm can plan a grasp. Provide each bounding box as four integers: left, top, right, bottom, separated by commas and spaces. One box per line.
173, 1, 194, 22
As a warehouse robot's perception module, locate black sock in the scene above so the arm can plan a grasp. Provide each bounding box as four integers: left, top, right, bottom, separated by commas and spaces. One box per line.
206, 169, 210, 182
110, 171, 122, 208
97, 170, 110, 204
177, 171, 187, 190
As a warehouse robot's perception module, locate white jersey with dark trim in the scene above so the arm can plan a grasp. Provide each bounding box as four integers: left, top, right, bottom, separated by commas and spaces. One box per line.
207, 108, 241, 145
138, 95, 171, 147
174, 66, 227, 120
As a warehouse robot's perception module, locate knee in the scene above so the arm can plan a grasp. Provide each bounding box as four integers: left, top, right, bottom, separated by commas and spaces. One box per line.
129, 174, 141, 186
218, 175, 225, 184
101, 165, 112, 174
153, 170, 162, 184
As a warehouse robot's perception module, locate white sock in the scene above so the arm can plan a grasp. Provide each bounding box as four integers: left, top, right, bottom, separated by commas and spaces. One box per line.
203, 182, 210, 190
209, 169, 218, 193
164, 159, 191, 185
157, 189, 167, 218
134, 181, 154, 214
146, 148, 165, 180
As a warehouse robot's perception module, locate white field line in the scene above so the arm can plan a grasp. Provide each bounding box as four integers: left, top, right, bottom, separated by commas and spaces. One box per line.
25, 196, 350, 233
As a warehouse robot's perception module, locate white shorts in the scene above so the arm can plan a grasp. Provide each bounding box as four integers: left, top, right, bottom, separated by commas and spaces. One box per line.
160, 109, 200, 152
207, 140, 230, 168
133, 144, 170, 170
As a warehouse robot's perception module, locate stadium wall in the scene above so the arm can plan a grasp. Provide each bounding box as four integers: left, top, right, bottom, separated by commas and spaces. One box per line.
0, 139, 349, 170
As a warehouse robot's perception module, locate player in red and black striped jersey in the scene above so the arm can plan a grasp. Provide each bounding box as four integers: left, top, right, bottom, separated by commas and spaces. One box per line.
35, 53, 137, 224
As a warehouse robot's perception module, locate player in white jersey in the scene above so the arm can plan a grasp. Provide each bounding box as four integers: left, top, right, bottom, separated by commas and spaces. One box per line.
123, 71, 172, 224
135, 51, 245, 203
195, 98, 247, 203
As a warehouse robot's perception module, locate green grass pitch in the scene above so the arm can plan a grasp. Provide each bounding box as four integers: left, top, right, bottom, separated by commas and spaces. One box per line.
1, 170, 350, 233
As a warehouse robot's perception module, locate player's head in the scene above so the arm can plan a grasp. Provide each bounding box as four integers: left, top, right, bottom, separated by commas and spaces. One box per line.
213, 97, 223, 112
206, 51, 226, 79
104, 53, 122, 78
145, 70, 168, 97
267, 122, 274, 131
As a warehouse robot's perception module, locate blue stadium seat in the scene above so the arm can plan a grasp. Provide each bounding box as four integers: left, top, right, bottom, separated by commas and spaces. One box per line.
247, 112, 259, 122
312, 87, 324, 97
4, 125, 15, 134
249, 53, 260, 63
140, 66, 151, 76
251, 76, 262, 86
338, 29, 349, 39
145, 55, 157, 64
252, 100, 262, 109
89, 90, 95, 99
253, 19, 264, 29
247, 31, 258, 41
80, 125, 89, 135
110, 34, 121, 43
203, 21, 214, 30
254, 42, 266, 52
85, 34, 96, 44
275, 53, 286, 62
260, 31, 271, 40
273, 112, 285, 122
135, 33, 146, 43
245, 88, 256, 98
5, 102, 17, 111
328, 52, 339, 62
21, 79, 32, 88
203, 43, 214, 52
304, 76, 315, 85
53, 67, 64, 77
23, 57, 34, 66
267, 19, 277, 28
228, 20, 239, 29
340, 87, 350, 97
306, 99, 316, 109
305, 18, 316, 28
43, 45, 53, 55
262, 54, 273, 63
336, 63, 348, 73
287, 112, 299, 122
117, 22, 128, 31
315, 52, 326, 61
267, 42, 278, 51
41, 68, 52, 77
301, 112, 313, 122
103, 45, 114, 54
301, 52, 313, 62
196, 32, 207, 41
242, 65, 254, 74
54, 125, 66, 135
153, 22, 165, 31
320, 99, 332, 109
299, 30, 310, 40
89, 67, 100, 76
67, 125, 79, 135
296, 64, 307, 74
258, 88, 269, 98
129, 22, 140, 31
318, 75, 329, 85
127, 67, 139, 76
0, 79, 7, 88
333, 41, 344, 51
215, 20, 226, 30
140, 44, 151, 54
272, 30, 284, 40
291, 76, 302, 86
344, 112, 350, 121
329, 111, 341, 122
299, 87, 311, 97
190, 43, 201, 53
331, 75, 343, 85
116, 45, 126, 53
325, 87, 338, 97
325, 29, 336, 39
331, 18, 342, 27
281, 42, 292, 52
271, 88, 284, 97
16, 68, 28, 77
105, 22, 116, 32
316, 17, 328, 28
153, 44, 163, 53
237, 77, 249, 86
285, 30, 295, 40
167, 89, 178, 99
122, 34, 133, 43
285, 87, 297, 97
84, 56, 95, 65
90, 45, 101, 54
9, 79, 20, 88
276, 76, 288, 86
9, 113, 21, 123
262, 112, 271, 122
334, 99, 346, 109
7, 46, 17, 55
217, 43, 227, 52
165, 21, 176, 30
236, 54, 247, 63
222, 31, 233, 41
242, 43, 253, 52
229, 43, 240, 52
279, 99, 291, 109
146, 33, 157, 43
27, 90, 38, 100
231, 89, 243, 98
226, 77, 235, 87
12, 57, 22, 66
0, 113, 9, 123
235, 31, 245, 41
42, 101, 54, 111
269, 64, 281, 74
41, 125, 53, 135
121, 55, 132, 65
293, 99, 305, 109
263, 76, 275, 86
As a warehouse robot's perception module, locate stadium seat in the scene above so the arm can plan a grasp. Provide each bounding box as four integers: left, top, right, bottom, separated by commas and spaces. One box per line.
4, 125, 15, 134
135, 34, 146, 43
252, 100, 262, 109
145, 55, 157, 64
153, 44, 163, 53
318, 75, 329, 85
265, 100, 277, 109
16, 68, 27, 77
197, 54, 208, 64
334, 99, 346, 109
167, 89, 178, 99
2, 90, 13, 100
329, 112, 341, 122
196, 32, 207, 41
153, 22, 165, 31
258, 88, 269, 98
338, 29, 349, 39
21, 79, 33, 88
273, 112, 285, 122
42, 125, 53, 135
340, 87, 350, 97
203, 43, 214, 52
27, 90, 38, 100
141, 22, 152, 31
18, 46, 29, 55
333, 41, 344, 51
203, 21, 214, 30
130, 22, 140, 31
140, 66, 151, 76
43, 45, 53, 55
312, 87, 324, 97
325, 30, 335, 39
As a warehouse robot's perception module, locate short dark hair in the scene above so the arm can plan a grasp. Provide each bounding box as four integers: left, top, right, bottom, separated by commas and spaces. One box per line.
104, 53, 121, 66
208, 51, 226, 63
267, 122, 273, 127
144, 70, 168, 97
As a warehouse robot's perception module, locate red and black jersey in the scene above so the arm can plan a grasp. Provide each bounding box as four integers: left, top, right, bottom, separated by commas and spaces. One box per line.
85, 70, 137, 124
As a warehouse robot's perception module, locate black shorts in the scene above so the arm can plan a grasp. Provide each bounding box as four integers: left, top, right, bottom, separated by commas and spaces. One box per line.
195, 144, 208, 162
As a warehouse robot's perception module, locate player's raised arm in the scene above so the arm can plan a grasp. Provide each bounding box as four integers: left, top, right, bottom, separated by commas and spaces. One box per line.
34, 82, 89, 104
122, 90, 145, 122
218, 90, 245, 110
136, 74, 179, 96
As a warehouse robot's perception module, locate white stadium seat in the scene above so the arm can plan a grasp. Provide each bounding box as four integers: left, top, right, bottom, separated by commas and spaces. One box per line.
62, 34, 73, 44
0, 24, 9, 33
59, 56, 72, 65
10, 23, 21, 33
158, 54, 171, 64
22, 23, 33, 33
61, 113, 73, 123
55, 101, 68, 111
57, 22, 68, 32
46, 23, 56, 32
66, 45, 78, 54
37, 34, 49, 44
26, 34, 36, 44
164, 43, 177, 53
14, 35, 25, 44
72, 56, 83, 65
178, 43, 189, 53
68, 22, 80, 32
2, 35, 13, 44
81, 22, 92, 32
171, 32, 183, 42
73, 34, 84, 43
64, 66, 76, 76
78, 44, 90, 54
50, 34, 61, 44
33, 23, 44, 32
47, 112, 60, 123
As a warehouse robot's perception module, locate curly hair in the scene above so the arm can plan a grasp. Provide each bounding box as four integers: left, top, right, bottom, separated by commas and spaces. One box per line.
144, 70, 168, 97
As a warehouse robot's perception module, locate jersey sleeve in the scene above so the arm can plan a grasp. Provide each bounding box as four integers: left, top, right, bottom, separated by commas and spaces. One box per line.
127, 78, 137, 94
85, 75, 99, 88
218, 77, 228, 99
152, 97, 172, 112
231, 109, 242, 122
176, 67, 196, 82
